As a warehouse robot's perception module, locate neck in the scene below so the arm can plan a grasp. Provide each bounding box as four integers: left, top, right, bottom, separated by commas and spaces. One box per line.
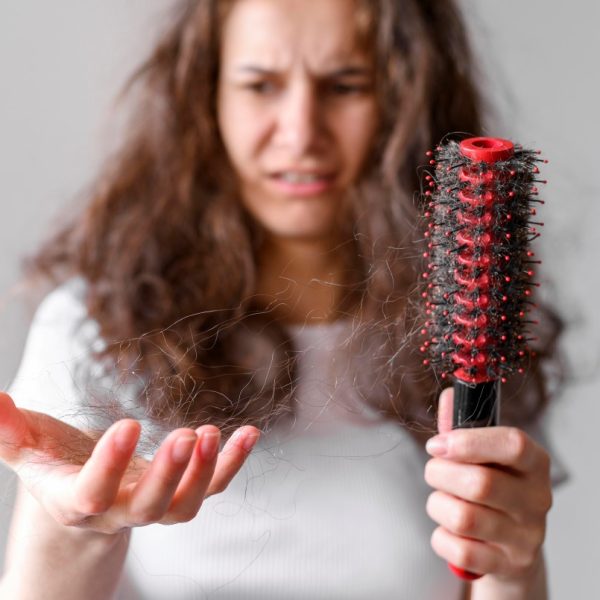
255, 234, 358, 325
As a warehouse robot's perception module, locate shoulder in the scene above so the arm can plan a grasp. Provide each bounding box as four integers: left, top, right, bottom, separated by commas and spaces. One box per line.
8, 278, 104, 424
26, 277, 103, 357
10, 279, 161, 443
31, 277, 89, 330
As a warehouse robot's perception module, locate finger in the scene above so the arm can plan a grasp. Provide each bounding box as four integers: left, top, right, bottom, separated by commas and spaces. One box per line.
127, 429, 198, 525
426, 426, 547, 474
437, 387, 453, 434
426, 490, 520, 546
431, 525, 502, 577
162, 426, 221, 523
0, 392, 31, 462
206, 426, 260, 497
71, 419, 141, 516
425, 458, 528, 514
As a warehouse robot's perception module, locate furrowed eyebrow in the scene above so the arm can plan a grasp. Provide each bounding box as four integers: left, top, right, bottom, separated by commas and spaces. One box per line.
325, 66, 372, 77
234, 65, 371, 78
234, 66, 274, 76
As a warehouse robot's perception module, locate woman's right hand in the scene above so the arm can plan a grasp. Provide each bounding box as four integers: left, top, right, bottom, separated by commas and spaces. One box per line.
0, 391, 260, 535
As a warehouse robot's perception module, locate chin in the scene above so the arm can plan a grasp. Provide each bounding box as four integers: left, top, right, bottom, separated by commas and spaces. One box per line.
244, 192, 350, 244
265, 222, 338, 243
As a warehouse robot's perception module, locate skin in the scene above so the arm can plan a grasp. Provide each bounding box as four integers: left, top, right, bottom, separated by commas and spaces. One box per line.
1, 1, 552, 597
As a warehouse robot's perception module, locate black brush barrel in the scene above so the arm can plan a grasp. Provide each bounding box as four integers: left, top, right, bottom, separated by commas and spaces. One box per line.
453, 380, 500, 428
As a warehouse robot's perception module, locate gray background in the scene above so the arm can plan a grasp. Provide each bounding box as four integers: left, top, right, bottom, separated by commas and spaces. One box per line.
0, 1, 598, 596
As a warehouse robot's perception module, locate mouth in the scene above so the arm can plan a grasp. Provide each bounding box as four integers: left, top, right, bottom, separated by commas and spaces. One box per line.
267, 171, 337, 197
270, 170, 336, 184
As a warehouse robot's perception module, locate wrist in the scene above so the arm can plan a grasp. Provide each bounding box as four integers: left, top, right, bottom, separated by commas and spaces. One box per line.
470, 553, 547, 600
62, 523, 132, 548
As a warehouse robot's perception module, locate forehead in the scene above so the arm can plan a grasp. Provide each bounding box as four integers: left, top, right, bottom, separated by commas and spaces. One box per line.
220, 0, 372, 71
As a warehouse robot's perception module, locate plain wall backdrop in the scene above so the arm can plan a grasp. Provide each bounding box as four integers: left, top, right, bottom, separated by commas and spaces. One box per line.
1, 1, 599, 597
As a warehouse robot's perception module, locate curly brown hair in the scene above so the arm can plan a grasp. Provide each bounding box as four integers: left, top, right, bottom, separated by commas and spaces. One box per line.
27, 0, 563, 441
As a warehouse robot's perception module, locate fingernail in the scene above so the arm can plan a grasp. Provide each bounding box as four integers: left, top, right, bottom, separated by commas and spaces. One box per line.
114, 422, 135, 453
201, 432, 220, 461
426, 434, 448, 456
242, 431, 259, 453
172, 436, 196, 463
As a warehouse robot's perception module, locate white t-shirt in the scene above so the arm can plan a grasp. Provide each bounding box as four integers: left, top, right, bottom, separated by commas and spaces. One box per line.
8, 280, 566, 599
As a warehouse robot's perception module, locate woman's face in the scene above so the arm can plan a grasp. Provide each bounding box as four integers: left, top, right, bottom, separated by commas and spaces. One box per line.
217, 0, 379, 244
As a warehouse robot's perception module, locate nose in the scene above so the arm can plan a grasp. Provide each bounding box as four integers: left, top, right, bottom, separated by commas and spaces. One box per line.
274, 81, 323, 157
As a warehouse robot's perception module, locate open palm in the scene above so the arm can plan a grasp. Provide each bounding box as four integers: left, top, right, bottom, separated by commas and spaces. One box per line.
0, 392, 259, 535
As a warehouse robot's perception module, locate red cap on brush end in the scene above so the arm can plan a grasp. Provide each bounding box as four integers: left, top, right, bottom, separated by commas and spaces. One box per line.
459, 137, 514, 163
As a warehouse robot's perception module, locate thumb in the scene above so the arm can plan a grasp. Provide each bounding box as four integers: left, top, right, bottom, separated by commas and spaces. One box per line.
437, 387, 454, 434
0, 392, 30, 463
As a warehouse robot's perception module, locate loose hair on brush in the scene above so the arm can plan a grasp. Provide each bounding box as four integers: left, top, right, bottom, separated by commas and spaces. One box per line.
26, 0, 564, 441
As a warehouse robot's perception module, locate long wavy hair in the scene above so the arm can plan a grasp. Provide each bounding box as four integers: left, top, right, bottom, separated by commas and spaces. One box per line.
28, 0, 563, 441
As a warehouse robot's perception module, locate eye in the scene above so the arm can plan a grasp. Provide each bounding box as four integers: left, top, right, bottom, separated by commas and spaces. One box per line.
243, 81, 277, 94
328, 82, 371, 96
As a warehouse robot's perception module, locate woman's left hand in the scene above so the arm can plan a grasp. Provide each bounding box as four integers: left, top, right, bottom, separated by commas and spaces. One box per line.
424, 387, 552, 584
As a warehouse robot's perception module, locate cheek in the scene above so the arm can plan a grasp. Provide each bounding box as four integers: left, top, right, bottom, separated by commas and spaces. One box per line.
220, 110, 268, 175
337, 104, 379, 172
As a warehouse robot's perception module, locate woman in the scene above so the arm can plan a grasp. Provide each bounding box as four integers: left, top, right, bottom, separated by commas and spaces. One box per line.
0, 0, 563, 598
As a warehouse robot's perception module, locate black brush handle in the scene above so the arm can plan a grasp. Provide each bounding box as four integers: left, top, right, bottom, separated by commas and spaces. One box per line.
453, 380, 500, 429
447, 379, 500, 581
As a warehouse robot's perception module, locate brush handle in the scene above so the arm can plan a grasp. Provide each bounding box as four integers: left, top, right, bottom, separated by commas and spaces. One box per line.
453, 380, 499, 429
448, 379, 500, 581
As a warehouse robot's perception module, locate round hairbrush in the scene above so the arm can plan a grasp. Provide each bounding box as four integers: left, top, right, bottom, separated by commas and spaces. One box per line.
420, 136, 547, 580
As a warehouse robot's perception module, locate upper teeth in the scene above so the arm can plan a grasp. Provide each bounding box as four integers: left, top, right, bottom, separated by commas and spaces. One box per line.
279, 172, 325, 183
